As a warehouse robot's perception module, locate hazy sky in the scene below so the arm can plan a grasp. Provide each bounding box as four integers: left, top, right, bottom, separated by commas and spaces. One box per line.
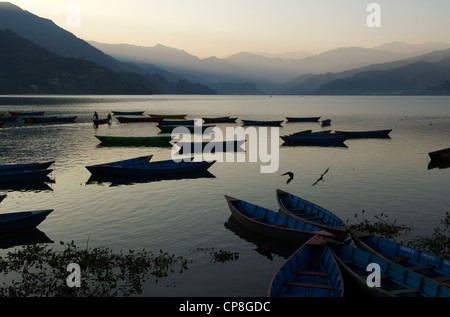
8, 0, 450, 58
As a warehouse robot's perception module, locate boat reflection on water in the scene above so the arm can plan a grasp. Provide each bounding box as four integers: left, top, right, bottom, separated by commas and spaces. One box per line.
0, 179, 54, 192
224, 216, 299, 261
281, 142, 348, 149
0, 228, 53, 249
86, 170, 216, 187
428, 160, 450, 170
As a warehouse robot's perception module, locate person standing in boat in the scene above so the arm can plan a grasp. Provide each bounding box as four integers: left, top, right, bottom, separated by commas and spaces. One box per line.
93, 111, 99, 120
107, 113, 112, 122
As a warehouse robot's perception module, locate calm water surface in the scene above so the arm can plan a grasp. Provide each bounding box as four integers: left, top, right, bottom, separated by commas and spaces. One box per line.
0, 95, 449, 296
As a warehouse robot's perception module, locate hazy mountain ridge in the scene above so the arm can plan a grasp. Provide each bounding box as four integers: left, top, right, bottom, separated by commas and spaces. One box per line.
0, 2, 216, 95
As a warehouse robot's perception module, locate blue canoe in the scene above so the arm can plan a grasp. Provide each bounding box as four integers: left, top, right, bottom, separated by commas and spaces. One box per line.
281, 134, 346, 145
350, 229, 450, 288
94, 159, 216, 176
0, 161, 55, 172
331, 242, 450, 297
224, 195, 336, 245
276, 189, 349, 241
268, 235, 344, 297
0, 209, 53, 234
85, 155, 153, 174
0, 169, 53, 183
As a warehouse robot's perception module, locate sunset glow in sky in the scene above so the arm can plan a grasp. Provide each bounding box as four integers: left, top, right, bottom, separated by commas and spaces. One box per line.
8, 0, 450, 58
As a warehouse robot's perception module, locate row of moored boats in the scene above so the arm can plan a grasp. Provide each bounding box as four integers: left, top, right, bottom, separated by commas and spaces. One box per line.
224, 190, 450, 297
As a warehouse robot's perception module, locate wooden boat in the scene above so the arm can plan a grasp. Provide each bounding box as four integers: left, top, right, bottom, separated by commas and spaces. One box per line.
0, 194, 6, 203
25, 116, 77, 123
96, 159, 216, 176
428, 148, 450, 161
291, 130, 331, 136
349, 229, 450, 288
202, 116, 237, 123
0, 209, 53, 234
0, 169, 53, 183
224, 195, 336, 245
175, 140, 246, 154
148, 114, 187, 119
281, 134, 346, 145
9, 111, 45, 116
286, 117, 321, 122
331, 242, 450, 297
157, 124, 215, 134
268, 235, 344, 297
0, 161, 55, 172
335, 129, 392, 139
85, 154, 153, 174
95, 135, 172, 147
116, 116, 162, 123
241, 119, 283, 126
112, 111, 144, 115
276, 189, 348, 241
160, 119, 196, 126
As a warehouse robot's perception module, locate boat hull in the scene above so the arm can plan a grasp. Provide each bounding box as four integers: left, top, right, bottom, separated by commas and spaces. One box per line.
224, 195, 335, 245
241, 120, 283, 126
116, 116, 162, 123
335, 129, 392, 139
0, 161, 55, 172
85, 155, 153, 174
95, 135, 172, 147
276, 189, 348, 241
0, 209, 53, 234
286, 117, 320, 122
428, 148, 450, 161
0, 169, 53, 183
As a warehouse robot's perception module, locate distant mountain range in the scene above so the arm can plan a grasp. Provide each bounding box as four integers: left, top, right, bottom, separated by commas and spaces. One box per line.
1, 2, 449, 95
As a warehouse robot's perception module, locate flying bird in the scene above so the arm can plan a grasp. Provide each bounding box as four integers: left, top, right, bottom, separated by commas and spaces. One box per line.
281, 172, 294, 184
312, 167, 329, 186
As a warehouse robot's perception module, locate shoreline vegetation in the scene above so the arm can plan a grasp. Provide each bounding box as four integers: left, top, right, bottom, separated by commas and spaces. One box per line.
0, 211, 448, 297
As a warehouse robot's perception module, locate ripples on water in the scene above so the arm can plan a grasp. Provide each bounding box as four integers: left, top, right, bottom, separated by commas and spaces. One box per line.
0, 95, 449, 296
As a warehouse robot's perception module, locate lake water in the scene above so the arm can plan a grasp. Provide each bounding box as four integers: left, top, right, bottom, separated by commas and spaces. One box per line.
0, 94, 449, 297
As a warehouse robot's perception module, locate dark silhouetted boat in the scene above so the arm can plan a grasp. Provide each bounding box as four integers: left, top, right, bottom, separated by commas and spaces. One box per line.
0, 209, 53, 234
335, 129, 392, 139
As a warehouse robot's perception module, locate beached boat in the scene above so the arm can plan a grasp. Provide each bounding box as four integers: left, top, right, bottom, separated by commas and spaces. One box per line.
0, 209, 53, 234
276, 189, 348, 241
25, 116, 77, 123
202, 116, 238, 123
95, 135, 172, 147
95, 159, 216, 176
428, 148, 450, 161
241, 119, 283, 126
85, 154, 153, 174
157, 124, 215, 134
0, 161, 55, 172
224, 195, 336, 245
116, 116, 162, 123
112, 111, 144, 115
286, 117, 321, 122
9, 111, 45, 116
281, 134, 346, 145
349, 229, 450, 288
331, 242, 450, 297
0, 169, 53, 183
268, 235, 344, 297
148, 114, 187, 119
160, 119, 196, 126
335, 129, 392, 139
175, 140, 246, 154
